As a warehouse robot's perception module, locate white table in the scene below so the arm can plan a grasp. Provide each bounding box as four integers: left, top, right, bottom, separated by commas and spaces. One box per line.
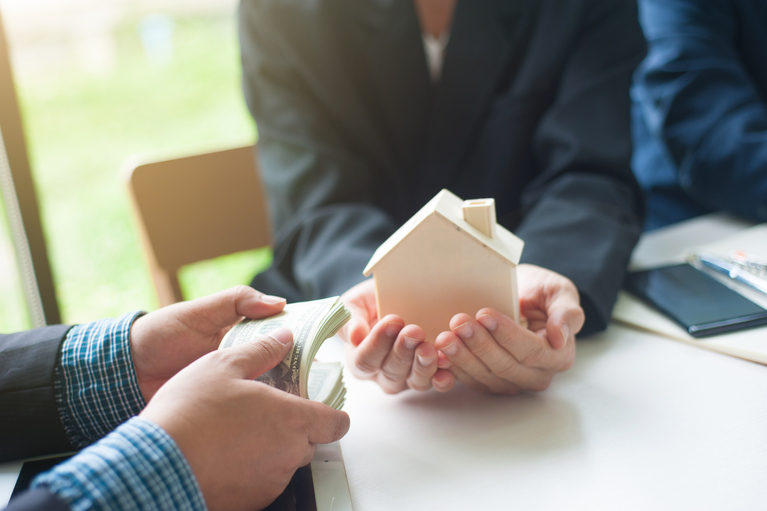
340, 323, 767, 511
5, 325, 765, 510
339, 214, 767, 510
4, 214, 767, 509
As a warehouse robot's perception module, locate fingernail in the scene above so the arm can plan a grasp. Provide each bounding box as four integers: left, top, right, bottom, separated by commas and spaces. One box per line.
433, 378, 449, 389
385, 322, 401, 337
438, 359, 450, 369
477, 314, 496, 331
560, 324, 570, 348
261, 294, 286, 305
454, 322, 473, 339
440, 342, 458, 356
269, 327, 293, 345
417, 354, 435, 366
403, 335, 420, 350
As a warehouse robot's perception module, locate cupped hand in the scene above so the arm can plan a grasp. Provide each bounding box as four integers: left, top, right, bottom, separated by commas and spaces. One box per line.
130, 285, 287, 401
338, 279, 455, 394
435, 264, 583, 395
140, 328, 350, 511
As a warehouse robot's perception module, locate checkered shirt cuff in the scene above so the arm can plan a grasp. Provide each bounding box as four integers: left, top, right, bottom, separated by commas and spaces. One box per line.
55, 312, 147, 448
32, 417, 206, 511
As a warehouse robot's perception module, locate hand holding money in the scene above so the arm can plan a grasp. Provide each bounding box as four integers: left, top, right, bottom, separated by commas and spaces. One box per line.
130, 286, 287, 401
219, 297, 351, 409
141, 329, 350, 511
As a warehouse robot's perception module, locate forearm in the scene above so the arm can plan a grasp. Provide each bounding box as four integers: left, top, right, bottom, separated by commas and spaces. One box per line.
517, 174, 642, 335
243, 1, 403, 299
253, 117, 399, 299
267, 200, 398, 299
634, 0, 767, 221
26, 417, 205, 511
0, 312, 146, 465
519, 0, 644, 334
54, 313, 146, 448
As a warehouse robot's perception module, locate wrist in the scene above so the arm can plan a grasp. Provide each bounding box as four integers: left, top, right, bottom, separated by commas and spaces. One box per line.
55, 312, 147, 447
32, 417, 206, 510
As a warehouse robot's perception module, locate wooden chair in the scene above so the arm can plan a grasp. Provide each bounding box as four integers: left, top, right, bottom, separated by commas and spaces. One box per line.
125, 145, 271, 307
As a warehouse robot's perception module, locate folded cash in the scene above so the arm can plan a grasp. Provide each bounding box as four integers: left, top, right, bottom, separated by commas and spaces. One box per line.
218, 296, 351, 410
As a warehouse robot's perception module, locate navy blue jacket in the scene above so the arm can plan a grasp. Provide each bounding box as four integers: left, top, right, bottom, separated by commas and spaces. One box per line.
632, 0, 767, 230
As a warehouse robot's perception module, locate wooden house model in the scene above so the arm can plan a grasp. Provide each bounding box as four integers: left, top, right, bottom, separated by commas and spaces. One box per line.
363, 189, 525, 342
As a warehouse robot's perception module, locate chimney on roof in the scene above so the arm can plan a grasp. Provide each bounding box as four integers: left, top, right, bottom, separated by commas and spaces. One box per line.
462, 198, 496, 239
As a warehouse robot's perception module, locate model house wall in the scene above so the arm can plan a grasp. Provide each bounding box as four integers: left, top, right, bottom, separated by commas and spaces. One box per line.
364, 189, 524, 343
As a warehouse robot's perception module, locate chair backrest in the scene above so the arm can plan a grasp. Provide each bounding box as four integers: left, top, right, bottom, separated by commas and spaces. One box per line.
126, 145, 271, 307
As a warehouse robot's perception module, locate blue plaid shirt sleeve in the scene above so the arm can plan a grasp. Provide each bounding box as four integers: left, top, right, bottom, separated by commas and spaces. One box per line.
55, 312, 147, 447
31, 417, 207, 511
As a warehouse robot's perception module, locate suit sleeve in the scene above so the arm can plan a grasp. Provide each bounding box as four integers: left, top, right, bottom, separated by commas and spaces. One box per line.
516, 0, 646, 335
239, 0, 398, 301
0, 326, 74, 463
632, 0, 767, 222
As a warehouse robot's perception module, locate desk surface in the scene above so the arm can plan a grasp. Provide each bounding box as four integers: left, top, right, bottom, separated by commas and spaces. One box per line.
3, 215, 766, 510
5, 324, 764, 510
340, 323, 767, 510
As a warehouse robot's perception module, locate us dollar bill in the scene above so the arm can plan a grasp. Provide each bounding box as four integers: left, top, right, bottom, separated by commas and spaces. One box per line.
219, 296, 350, 408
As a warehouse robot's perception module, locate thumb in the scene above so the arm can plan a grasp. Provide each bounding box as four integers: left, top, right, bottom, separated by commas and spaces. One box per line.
544, 291, 585, 350
223, 327, 294, 379
303, 401, 351, 444
177, 286, 287, 335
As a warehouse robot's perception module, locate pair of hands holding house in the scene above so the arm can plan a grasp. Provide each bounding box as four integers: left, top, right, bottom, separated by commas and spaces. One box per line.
339, 264, 583, 395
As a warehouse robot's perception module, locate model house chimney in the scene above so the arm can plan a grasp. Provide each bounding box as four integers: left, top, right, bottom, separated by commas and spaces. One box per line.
462, 199, 496, 238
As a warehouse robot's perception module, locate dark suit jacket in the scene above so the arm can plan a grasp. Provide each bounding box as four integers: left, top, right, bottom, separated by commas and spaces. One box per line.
1, 327, 74, 511
0, 326, 74, 462
242, 0, 646, 335
632, 0, 767, 230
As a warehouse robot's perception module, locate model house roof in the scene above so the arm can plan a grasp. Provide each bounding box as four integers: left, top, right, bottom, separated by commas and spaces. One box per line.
363, 189, 524, 276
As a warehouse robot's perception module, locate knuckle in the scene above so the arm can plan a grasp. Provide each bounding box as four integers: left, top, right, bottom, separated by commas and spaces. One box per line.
380, 366, 406, 385
389, 344, 414, 367
471, 364, 497, 386
353, 358, 381, 378
520, 344, 547, 367
406, 375, 431, 391
206, 349, 227, 363
231, 285, 254, 304
233, 284, 253, 296
495, 358, 520, 381
469, 339, 495, 359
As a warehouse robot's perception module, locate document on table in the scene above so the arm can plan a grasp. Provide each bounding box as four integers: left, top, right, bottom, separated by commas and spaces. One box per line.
613, 216, 767, 365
